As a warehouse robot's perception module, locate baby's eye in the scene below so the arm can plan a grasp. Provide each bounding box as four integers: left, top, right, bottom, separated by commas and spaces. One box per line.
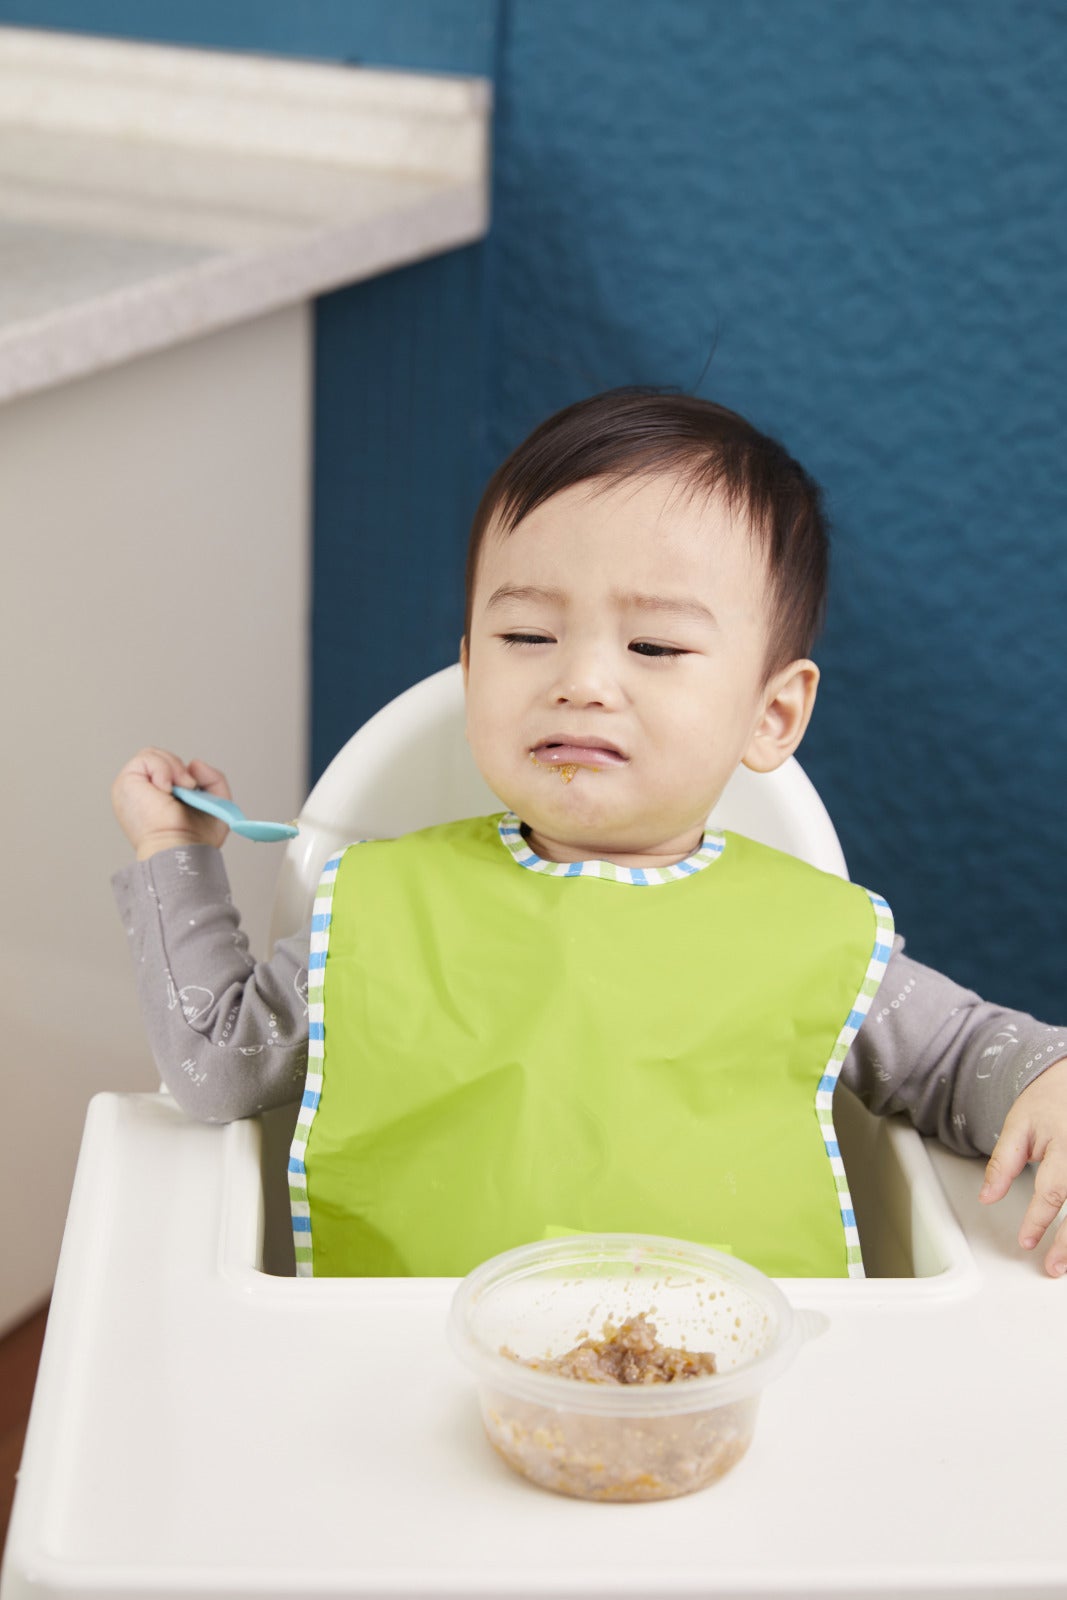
630, 641, 687, 658
500, 631, 554, 647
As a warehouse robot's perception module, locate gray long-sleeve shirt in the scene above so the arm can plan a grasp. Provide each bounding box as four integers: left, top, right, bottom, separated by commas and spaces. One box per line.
112, 843, 1067, 1157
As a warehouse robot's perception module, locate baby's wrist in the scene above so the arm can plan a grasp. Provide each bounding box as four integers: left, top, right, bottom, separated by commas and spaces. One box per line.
135, 831, 215, 862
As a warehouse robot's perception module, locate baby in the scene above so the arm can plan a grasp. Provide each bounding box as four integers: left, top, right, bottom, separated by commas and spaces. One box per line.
112, 388, 1067, 1278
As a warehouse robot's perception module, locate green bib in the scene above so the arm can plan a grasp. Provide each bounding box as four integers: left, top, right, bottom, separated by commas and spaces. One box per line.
291, 815, 892, 1279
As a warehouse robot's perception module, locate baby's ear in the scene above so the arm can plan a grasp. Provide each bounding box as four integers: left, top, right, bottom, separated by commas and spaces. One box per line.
459, 637, 469, 684
742, 659, 819, 774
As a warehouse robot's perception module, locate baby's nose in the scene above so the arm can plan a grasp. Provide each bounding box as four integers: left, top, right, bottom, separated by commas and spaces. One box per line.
551, 645, 621, 708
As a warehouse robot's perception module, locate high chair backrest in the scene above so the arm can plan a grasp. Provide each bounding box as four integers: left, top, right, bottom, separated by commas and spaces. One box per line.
270, 663, 848, 944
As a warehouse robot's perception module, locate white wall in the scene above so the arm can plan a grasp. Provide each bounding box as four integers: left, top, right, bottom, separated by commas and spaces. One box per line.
0, 304, 311, 1334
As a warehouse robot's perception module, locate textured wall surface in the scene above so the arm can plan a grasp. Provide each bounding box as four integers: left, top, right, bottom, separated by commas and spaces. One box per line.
0, 0, 497, 72
486, 0, 1067, 1019
7, 0, 1065, 1019
311, 248, 486, 777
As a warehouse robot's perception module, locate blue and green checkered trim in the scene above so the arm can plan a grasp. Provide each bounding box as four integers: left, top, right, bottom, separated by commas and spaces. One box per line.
498, 812, 725, 883
819, 890, 895, 1278
288, 849, 344, 1277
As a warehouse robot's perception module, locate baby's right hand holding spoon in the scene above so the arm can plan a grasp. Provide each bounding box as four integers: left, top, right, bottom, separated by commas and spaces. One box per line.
112, 748, 232, 859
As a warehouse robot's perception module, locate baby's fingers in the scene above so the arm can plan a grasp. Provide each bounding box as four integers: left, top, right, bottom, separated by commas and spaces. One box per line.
112, 747, 192, 802
979, 1116, 1032, 1204
112, 747, 215, 854
1039, 1210, 1067, 1278
1018, 1145, 1067, 1275
186, 757, 231, 800
136, 747, 198, 792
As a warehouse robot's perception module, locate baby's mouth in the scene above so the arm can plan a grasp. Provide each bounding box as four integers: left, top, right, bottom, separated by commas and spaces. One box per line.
529, 739, 628, 770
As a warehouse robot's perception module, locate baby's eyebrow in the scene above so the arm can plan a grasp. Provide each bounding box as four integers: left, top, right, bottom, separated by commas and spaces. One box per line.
485, 583, 566, 609
619, 591, 718, 627
485, 584, 717, 628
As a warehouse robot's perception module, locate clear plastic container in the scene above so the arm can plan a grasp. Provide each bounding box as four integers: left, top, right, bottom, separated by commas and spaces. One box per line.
448, 1233, 826, 1502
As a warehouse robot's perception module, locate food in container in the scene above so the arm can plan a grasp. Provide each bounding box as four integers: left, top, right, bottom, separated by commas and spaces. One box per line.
448, 1233, 826, 1502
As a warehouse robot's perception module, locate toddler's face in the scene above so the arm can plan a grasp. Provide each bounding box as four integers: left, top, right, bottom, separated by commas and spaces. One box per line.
462, 473, 809, 866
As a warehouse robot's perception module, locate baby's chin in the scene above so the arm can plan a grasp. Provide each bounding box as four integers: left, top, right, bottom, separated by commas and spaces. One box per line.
509, 786, 624, 843
492, 767, 708, 862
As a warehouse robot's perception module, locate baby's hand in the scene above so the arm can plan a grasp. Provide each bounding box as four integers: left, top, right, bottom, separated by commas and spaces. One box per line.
979, 1057, 1067, 1277
112, 748, 232, 860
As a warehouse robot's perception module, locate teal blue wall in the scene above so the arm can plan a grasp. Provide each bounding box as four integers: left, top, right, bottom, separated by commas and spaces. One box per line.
6, 1, 1065, 1020
483, 1, 1067, 1025
0, 0, 497, 72
311, 248, 486, 770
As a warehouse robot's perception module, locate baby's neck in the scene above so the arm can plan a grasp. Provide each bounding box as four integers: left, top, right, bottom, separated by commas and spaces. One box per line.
521, 823, 705, 870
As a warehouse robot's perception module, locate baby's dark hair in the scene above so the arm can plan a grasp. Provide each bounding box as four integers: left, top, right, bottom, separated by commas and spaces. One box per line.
464, 387, 829, 681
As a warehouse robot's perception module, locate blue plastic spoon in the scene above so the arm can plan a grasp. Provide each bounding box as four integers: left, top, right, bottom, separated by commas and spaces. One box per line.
171, 786, 299, 842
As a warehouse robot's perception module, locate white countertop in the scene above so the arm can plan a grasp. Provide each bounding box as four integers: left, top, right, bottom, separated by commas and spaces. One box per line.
0, 28, 490, 403
4, 1092, 1065, 1600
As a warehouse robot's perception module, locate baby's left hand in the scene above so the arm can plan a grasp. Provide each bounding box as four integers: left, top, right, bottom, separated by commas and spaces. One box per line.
980, 1057, 1067, 1277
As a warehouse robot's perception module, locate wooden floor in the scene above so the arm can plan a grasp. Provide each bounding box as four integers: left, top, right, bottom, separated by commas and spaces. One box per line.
0, 1303, 49, 1564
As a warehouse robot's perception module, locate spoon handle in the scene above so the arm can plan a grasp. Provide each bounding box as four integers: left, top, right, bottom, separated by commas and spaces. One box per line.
171, 786, 243, 827
171, 786, 299, 842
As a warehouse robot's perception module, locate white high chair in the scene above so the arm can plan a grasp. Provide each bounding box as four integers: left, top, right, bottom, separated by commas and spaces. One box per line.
7, 667, 1063, 1600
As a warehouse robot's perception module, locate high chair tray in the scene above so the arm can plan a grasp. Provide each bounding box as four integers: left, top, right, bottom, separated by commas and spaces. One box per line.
4, 1091, 1066, 1600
